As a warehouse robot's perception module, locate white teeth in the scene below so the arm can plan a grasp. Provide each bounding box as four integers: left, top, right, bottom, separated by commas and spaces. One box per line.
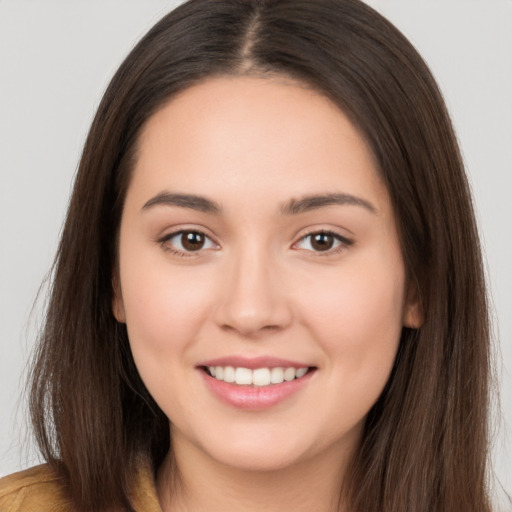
296, 367, 308, 378
283, 367, 296, 381
253, 368, 271, 387
270, 367, 284, 384
223, 366, 235, 383
235, 367, 252, 385
208, 366, 310, 387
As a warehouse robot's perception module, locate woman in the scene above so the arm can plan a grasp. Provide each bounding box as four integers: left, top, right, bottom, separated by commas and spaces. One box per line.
0, 0, 493, 511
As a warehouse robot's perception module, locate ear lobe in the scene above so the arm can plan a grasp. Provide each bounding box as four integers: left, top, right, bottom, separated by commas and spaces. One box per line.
112, 274, 126, 323
403, 281, 424, 329
403, 302, 423, 329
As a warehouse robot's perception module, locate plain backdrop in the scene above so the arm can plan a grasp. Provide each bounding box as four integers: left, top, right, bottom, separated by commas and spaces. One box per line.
1, 0, 511, 508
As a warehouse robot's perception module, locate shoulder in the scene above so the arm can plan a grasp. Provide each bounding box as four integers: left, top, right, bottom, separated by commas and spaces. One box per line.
0, 464, 72, 512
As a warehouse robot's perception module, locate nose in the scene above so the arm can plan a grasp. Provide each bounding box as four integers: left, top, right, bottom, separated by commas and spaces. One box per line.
213, 245, 293, 338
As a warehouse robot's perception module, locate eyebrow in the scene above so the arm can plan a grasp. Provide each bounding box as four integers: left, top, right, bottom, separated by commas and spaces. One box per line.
281, 193, 377, 215
141, 191, 376, 216
142, 192, 222, 214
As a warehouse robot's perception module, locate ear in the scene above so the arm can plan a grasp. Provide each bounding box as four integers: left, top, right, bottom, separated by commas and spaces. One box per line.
403, 280, 424, 329
112, 272, 126, 323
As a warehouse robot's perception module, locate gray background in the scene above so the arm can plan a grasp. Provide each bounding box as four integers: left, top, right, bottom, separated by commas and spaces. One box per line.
1, 0, 510, 508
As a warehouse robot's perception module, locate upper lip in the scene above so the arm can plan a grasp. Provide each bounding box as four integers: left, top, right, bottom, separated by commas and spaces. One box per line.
197, 356, 313, 370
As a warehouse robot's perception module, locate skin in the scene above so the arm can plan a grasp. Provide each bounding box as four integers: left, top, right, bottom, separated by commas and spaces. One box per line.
113, 76, 422, 512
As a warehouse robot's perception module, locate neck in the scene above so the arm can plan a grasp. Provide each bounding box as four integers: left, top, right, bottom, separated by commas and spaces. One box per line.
157, 430, 354, 512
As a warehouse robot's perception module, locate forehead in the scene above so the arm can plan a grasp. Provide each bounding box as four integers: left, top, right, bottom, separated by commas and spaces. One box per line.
129, 75, 389, 213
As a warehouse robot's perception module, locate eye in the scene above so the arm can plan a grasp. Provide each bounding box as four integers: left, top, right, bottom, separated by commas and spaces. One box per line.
294, 231, 352, 253
160, 230, 218, 254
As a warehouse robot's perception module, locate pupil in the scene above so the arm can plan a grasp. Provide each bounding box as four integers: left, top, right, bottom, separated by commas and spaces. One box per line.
182, 232, 204, 251
311, 233, 334, 251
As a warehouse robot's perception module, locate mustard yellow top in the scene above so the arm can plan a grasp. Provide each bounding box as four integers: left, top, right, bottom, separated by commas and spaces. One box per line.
0, 462, 162, 512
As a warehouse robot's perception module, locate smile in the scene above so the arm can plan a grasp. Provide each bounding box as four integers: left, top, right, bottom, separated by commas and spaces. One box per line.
198, 359, 317, 409
205, 366, 309, 387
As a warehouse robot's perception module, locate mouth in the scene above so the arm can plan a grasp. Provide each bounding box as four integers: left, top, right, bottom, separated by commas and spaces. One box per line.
200, 365, 316, 387
197, 357, 317, 409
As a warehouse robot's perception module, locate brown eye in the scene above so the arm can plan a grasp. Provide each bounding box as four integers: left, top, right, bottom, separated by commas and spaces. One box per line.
294, 231, 352, 254
181, 231, 205, 251
162, 230, 217, 254
310, 233, 335, 251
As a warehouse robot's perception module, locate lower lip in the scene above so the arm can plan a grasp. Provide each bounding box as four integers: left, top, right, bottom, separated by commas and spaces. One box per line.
199, 369, 314, 410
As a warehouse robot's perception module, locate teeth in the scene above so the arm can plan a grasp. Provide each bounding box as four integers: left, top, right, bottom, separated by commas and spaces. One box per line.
283, 367, 296, 381
208, 366, 309, 387
235, 367, 252, 385
270, 367, 284, 384
253, 368, 271, 387
296, 367, 308, 378
223, 366, 235, 383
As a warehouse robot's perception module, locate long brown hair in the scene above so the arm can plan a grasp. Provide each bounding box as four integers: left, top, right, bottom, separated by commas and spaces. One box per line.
29, 1, 492, 510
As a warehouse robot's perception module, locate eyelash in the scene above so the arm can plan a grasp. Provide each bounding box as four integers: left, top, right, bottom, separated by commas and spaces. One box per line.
158, 229, 218, 257
293, 230, 353, 256
157, 229, 353, 258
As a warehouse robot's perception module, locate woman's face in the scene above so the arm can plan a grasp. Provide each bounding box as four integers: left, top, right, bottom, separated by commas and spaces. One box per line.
114, 76, 420, 472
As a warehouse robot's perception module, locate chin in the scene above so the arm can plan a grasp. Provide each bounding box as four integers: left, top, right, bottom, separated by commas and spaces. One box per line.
188, 423, 341, 474
207, 444, 309, 473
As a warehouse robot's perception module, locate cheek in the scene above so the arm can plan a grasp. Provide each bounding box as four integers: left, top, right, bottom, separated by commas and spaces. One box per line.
119, 253, 216, 363
118, 256, 220, 423
298, 252, 405, 379
292, 256, 405, 436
